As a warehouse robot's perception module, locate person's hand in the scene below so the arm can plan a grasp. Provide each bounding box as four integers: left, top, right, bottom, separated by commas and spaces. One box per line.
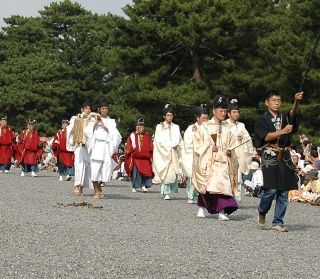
294, 91, 304, 102
212, 146, 218, 152
281, 124, 293, 135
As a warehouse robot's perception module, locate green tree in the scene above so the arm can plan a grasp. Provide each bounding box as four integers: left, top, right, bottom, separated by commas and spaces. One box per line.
0, 1, 110, 135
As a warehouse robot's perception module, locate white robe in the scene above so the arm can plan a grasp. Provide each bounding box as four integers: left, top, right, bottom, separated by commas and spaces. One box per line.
85, 116, 121, 182
66, 114, 92, 188
181, 123, 198, 178
152, 122, 182, 184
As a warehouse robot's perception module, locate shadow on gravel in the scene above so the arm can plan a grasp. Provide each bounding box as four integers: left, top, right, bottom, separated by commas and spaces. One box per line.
104, 194, 141, 200
103, 184, 128, 188
287, 224, 319, 231
231, 213, 252, 221
239, 205, 257, 210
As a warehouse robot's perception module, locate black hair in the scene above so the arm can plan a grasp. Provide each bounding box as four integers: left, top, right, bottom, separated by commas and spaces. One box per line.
265, 90, 281, 100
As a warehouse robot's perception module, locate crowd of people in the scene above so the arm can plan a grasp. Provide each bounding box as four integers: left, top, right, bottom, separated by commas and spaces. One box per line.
0, 90, 319, 232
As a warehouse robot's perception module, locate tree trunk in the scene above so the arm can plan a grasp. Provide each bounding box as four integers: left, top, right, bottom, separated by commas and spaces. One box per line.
190, 47, 201, 81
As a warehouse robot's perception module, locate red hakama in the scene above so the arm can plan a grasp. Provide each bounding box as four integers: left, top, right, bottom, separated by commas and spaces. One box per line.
52, 129, 74, 167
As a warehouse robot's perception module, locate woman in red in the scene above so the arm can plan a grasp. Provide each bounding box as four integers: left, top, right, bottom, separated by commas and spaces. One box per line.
125, 118, 153, 193
17, 120, 42, 177
52, 120, 75, 181
0, 116, 15, 173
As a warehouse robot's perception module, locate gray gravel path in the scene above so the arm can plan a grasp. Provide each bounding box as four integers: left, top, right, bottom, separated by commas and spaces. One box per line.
0, 169, 319, 279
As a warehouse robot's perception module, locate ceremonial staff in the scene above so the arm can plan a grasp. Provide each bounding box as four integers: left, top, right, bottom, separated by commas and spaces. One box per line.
298, 28, 320, 92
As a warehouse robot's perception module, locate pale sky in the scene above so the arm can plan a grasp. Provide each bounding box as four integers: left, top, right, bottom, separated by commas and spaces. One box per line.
0, 0, 133, 27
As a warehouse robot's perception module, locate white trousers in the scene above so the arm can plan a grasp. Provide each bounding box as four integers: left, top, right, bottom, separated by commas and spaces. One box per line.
74, 146, 92, 188
91, 158, 113, 183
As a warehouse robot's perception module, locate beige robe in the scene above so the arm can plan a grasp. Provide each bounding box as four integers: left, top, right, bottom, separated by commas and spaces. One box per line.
192, 119, 238, 196
226, 119, 253, 175
152, 122, 182, 184
181, 123, 198, 178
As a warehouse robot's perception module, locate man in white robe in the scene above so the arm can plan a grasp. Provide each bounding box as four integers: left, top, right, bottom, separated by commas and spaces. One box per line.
227, 98, 254, 203
153, 104, 183, 200
85, 100, 121, 199
192, 95, 239, 221
181, 104, 208, 204
66, 101, 92, 196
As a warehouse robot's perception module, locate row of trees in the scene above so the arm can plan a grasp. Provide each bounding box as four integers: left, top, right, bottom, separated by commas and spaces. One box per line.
0, 0, 319, 143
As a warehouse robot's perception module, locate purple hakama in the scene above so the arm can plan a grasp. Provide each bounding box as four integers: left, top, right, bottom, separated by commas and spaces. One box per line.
198, 192, 238, 215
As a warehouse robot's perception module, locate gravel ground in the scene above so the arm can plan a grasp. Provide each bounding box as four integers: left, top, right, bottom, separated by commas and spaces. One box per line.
0, 169, 319, 279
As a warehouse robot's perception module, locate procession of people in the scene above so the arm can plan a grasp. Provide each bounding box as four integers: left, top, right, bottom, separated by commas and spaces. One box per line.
2, 90, 320, 232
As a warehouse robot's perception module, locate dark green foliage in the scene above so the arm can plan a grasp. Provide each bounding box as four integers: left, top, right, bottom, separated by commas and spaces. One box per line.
0, 0, 319, 141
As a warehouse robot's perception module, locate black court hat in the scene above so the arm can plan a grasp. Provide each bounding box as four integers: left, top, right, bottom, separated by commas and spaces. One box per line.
228, 98, 239, 111
213, 95, 228, 109
163, 104, 173, 115
194, 104, 208, 116
28, 119, 37, 125
136, 118, 144, 126
98, 100, 109, 108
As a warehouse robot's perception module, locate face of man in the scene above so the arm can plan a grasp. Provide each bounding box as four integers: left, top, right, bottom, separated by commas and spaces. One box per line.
62, 123, 68, 130
27, 124, 34, 130
265, 95, 281, 113
228, 110, 240, 122
164, 112, 173, 123
213, 108, 227, 122
82, 106, 91, 116
99, 106, 109, 117
196, 114, 208, 124
136, 124, 145, 133
291, 155, 299, 166
0, 120, 6, 127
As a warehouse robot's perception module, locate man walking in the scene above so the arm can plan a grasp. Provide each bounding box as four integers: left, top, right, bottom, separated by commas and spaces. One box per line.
67, 101, 92, 196
254, 90, 303, 232
52, 120, 74, 181
85, 101, 121, 199
125, 118, 153, 193
0, 116, 15, 173
17, 120, 42, 177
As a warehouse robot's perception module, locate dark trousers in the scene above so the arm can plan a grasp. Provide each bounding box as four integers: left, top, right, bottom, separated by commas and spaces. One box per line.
258, 188, 288, 226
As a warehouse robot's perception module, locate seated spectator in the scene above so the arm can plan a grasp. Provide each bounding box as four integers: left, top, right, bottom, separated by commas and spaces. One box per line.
313, 160, 320, 177
305, 146, 318, 165
298, 164, 315, 187
242, 161, 263, 197
290, 150, 303, 186
300, 170, 320, 205
39, 152, 58, 172
299, 134, 309, 144
301, 139, 311, 154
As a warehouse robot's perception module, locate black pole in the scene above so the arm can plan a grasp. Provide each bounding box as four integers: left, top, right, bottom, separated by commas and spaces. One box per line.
299, 28, 320, 92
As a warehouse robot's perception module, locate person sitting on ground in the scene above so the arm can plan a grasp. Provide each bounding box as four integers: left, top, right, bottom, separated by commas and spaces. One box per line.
312, 159, 320, 176
308, 147, 319, 163
242, 161, 263, 197
302, 139, 312, 157
300, 170, 320, 205
299, 134, 309, 145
